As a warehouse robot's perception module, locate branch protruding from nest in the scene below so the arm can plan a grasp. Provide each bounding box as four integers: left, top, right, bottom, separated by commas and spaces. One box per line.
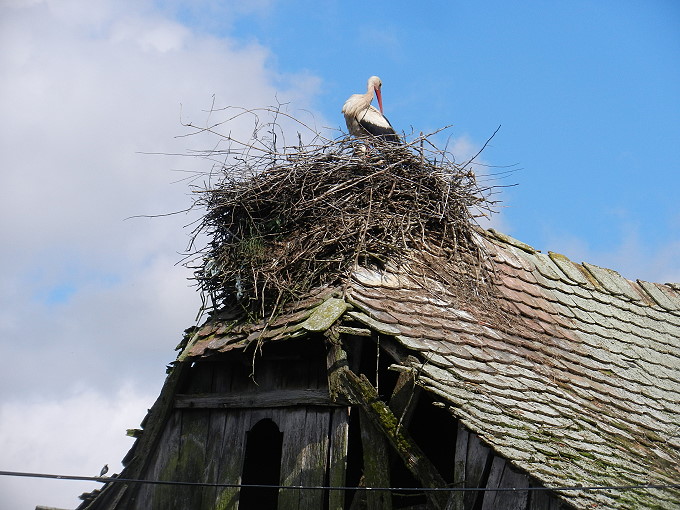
185, 107, 502, 319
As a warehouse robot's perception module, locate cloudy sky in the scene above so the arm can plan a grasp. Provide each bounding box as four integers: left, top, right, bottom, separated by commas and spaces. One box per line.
1, 1, 678, 507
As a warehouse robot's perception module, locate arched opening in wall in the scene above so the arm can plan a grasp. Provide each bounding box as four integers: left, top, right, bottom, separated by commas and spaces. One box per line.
239, 418, 283, 510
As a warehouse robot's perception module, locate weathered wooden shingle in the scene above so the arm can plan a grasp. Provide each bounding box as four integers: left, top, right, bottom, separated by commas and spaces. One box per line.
343, 234, 680, 510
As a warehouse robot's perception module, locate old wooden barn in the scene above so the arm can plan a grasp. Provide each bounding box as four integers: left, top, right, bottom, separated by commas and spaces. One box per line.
73, 228, 680, 510
61, 127, 680, 510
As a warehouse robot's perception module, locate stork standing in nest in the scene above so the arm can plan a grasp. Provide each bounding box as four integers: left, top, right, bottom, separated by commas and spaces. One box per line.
342, 76, 400, 143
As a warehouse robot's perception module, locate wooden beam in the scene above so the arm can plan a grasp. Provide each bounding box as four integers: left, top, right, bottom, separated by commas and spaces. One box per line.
337, 368, 448, 509
326, 329, 350, 402
388, 367, 421, 431
325, 328, 448, 509
337, 326, 372, 336
174, 389, 347, 409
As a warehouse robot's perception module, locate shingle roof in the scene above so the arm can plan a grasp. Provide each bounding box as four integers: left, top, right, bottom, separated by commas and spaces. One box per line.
183, 229, 680, 509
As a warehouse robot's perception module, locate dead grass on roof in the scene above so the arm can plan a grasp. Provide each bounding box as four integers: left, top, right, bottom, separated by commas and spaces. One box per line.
185, 107, 502, 319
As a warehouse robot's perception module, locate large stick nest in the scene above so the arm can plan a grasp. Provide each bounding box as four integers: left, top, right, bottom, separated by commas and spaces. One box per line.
187, 108, 500, 319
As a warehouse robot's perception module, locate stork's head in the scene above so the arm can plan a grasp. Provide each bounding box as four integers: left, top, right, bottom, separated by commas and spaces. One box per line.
368, 75, 384, 114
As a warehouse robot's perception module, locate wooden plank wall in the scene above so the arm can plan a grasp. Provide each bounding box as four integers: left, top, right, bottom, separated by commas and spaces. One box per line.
126, 343, 350, 510
129, 405, 347, 510
119, 337, 570, 510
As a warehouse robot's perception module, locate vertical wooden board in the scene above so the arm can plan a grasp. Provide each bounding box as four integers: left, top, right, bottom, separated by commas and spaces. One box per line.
278, 408, 308, 510
174, 359, 213, 508
464, 432, 492, 510
529, 487, 550, 510
529, 488, 564, 510
480, 456, 506, 510
278, 408, 332, 510
173, 409, 211, 509
327, 408, 349, 510
250, 357, 276, 391
446, 421, 469, 510
204, 409, 245, 509
550, 495, 565, 510
202, 409, 225, 506
171, 360, 226, 509
131, 409, 183, 510
495, 467, 529, 510
359, 409, 392, 510
298, 409, 331, 508
250, 347, 324, 393
480, 456, 529, 510
211, 358, 236, 393
212, 410, 251, 510
212, 355, 261, 394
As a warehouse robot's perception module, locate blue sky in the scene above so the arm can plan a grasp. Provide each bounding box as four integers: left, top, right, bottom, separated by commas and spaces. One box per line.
215, 0, 680, 282
0, 1, 678, 507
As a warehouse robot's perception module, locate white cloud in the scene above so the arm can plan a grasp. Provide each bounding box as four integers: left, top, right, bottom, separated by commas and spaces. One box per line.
542, 224, 680, 284
108, 15, 191, 52
0, 2, 326, 508
0, 385, 154, 509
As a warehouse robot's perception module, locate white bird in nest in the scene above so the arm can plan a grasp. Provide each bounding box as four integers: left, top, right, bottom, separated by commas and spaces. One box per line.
342, 76, 400, 143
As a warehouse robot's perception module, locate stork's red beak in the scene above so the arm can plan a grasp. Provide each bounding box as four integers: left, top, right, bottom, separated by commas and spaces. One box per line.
375, 87, 384, 114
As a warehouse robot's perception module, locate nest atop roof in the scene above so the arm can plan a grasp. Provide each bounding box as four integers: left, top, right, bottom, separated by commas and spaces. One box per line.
186, 108, 500, 319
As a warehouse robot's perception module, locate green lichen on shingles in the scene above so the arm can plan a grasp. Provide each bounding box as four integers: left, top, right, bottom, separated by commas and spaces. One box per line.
301, 297, 348, 332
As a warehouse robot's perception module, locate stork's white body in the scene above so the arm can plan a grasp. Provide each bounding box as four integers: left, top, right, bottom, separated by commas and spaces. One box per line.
342, 76, 399, 142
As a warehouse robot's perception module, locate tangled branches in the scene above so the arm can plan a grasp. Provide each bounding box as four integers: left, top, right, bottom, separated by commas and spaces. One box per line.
187, 108, 500, 318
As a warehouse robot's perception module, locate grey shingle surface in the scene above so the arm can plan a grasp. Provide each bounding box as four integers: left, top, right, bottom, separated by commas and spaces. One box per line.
345, 234, 680, 509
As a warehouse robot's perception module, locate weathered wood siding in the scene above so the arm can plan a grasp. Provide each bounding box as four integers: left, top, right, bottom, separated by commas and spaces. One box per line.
126, 341, 349, 510
130, 406, 347, 510
97, 336, 571, 510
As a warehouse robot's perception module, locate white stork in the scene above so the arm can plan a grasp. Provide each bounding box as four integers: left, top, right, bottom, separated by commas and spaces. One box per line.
342, 76, 399, 143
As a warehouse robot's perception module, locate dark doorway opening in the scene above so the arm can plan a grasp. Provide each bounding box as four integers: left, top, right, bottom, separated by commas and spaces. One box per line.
239, 418, 283, 509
